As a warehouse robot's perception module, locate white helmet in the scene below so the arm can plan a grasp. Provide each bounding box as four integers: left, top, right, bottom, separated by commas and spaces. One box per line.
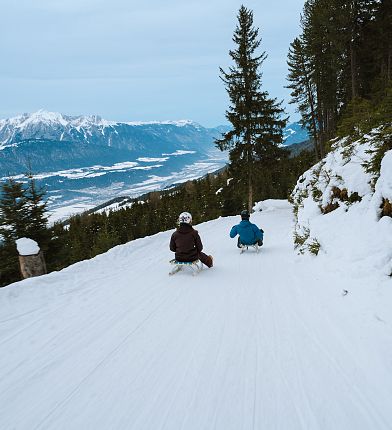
178, 211, 192, 224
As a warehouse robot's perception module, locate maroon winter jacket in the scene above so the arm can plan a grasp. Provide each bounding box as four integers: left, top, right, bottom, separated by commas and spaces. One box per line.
170, 223, 203, 262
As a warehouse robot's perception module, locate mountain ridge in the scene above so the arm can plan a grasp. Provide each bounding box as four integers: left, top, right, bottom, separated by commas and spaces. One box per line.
0, 110, 307, 149
0, 110, 206, 149
0, 111, 310, 220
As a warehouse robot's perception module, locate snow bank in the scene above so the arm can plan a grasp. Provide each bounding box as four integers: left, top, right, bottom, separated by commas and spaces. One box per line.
253, 199, 291, 212
373, 150, 392, 206
292, 130, 392, 276
15, 238, 40, 256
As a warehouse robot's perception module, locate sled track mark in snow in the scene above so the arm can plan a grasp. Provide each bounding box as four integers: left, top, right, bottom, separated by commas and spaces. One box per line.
33, 285, 184, 430
0, 271, 168, 390
1, 205, 392, 429
292, 303, 390, 429
251, 335, 258, 430
0, 306, 48, 324
0, 300, 74, 361
156, 300, 223, 430
281, 267, 392, 430
268, 280, 310, 429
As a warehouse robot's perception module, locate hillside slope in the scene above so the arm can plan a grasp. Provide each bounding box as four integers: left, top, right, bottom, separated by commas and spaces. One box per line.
0, 201, 391, 429
292, 128, 392, 276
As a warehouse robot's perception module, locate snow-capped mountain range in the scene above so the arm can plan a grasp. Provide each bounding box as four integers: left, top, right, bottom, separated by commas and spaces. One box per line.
0, 111, 308, 220
0, 110, 210, 154
0, 111, 230, 220
0, 110, 307, 150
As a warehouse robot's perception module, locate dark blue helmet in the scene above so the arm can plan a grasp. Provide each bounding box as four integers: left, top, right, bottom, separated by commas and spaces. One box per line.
241, 210, 250, 220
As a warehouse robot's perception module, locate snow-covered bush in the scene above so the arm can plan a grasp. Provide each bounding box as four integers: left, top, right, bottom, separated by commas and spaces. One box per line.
363, 126, 392, 186
291, 128, 392, 275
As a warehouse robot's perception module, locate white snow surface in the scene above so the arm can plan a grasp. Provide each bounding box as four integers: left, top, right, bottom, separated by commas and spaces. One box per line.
292, 132, 392, 276
253, 199, 290, 212
15, 237, 40, 255
1, 200, 391, 429
375, 149, 392, 202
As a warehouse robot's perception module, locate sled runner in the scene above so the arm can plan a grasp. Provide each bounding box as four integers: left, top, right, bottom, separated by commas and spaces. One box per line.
169, 259, 203, 276
239, 243, 260, 254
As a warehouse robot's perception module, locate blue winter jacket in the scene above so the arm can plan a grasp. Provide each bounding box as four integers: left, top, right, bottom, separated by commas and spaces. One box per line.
230, 220, 264, 245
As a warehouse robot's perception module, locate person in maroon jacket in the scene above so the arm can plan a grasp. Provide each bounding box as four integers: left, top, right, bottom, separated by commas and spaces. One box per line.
170, 212, 213, 268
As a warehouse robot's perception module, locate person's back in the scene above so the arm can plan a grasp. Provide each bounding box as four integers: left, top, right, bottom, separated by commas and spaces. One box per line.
230, 210, 264, 246
170, 222, 200, 262
170, 212, 213, 268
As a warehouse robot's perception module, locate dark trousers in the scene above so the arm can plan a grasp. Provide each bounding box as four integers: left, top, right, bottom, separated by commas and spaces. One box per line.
176, 252, 212, 267
198, 252, 212, 268
237, 237, 263, 248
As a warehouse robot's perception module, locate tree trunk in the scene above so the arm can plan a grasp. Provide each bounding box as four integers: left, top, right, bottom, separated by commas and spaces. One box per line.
248, 173, 253, 212
245, 118, 254, 212
317, 104, 325, 159
349, 0, 358, 100
19, 251, 47, 279
299, 48, 321, 160
350, 41, 358, 100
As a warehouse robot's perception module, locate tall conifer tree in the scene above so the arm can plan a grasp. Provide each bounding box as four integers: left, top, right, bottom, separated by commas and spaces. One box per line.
0, 178, 29, 286
216, 5, 287, 211
287, 36, 320, 159
0, 176, 50, 286
0, 178, 29, 242
288, 0, 388, 151
25, 173, 51, 250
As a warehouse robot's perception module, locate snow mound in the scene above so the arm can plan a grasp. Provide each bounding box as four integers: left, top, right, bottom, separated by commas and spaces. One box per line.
253, 199, 291, 212
15, 238, 40, 256
374, 150, 392, 204
292, 129, 392, 276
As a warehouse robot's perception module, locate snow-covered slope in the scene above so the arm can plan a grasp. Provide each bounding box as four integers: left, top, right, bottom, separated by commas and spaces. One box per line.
1, 201, 391, 429
292, 127, 392, 276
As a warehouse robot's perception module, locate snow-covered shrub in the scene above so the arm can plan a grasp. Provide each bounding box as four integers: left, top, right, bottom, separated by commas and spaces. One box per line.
307, 238, 321, 256
293, 227, 310, 253
291, 128, 392, 275
363, 126, 392, 187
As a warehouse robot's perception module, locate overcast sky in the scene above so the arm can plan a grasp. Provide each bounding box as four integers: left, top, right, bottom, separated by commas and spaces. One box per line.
1, 0, 305, 126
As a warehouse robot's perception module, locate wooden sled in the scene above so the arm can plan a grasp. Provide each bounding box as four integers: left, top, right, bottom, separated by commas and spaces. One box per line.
169, 259, 203, 276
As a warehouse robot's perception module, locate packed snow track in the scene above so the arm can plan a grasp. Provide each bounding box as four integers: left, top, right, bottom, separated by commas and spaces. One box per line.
1, 201, 391, 429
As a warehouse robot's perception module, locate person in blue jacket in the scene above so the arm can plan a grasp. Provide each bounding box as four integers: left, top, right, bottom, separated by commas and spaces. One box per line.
230, 210, 264, 248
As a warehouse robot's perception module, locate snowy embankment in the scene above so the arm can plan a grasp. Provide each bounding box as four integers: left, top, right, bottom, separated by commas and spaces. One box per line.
292, 129, 392, 276
1, 200, 391, 429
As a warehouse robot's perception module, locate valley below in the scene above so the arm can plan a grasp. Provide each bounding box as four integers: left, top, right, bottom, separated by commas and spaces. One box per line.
0, 111, 307, 221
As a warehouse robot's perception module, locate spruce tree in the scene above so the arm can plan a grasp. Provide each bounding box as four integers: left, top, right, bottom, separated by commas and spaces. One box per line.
25, 173, 51, 251
0, 178, 29, 242
0, 178, 29, 286
288, 0, 387, 152
287, 36, 320, 159
0, 176, 51, 286
216, 5, 287, 211
301, 0, 341, 145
